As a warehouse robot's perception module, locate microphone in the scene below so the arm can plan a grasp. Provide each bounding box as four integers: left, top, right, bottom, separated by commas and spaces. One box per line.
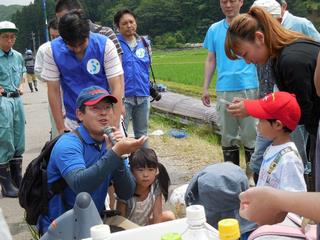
103, 126, 129, 160
103, 126, 117, 146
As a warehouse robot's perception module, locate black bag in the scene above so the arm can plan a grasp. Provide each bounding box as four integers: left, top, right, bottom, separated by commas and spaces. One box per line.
18, 131, 82, 225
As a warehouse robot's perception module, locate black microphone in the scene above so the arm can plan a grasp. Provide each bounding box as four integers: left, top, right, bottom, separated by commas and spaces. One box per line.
103, 126, 117, 146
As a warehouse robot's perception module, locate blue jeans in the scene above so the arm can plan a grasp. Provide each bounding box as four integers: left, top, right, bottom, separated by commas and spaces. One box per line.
124, 96, 150, 147
250, 125, 309, 174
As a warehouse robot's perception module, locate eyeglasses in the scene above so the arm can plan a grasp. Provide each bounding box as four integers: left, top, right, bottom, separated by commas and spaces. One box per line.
0, 33, 16, 40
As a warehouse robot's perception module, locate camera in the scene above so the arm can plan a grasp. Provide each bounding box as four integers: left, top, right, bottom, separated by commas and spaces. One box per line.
150, 81, 161, 102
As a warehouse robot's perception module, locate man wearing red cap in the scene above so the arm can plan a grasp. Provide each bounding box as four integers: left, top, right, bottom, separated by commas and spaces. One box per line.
244, 92, 306, 191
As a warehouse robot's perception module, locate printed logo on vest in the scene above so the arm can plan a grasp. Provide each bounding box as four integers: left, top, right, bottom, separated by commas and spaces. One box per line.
135, 48, 146, 59
87, 59, 101, 74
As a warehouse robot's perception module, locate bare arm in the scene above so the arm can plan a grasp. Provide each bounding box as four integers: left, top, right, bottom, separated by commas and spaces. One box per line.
202, 52, 216, 107
47, 81, 65, 134
108, 74, 124, 128
239, 187, 320, 225
151, 194, 163, 224
314, 51, 320, 96
116, 201, 127, 217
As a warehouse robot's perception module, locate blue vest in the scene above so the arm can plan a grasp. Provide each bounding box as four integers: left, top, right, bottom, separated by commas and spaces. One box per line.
117, 34, 150, 97
51, 32, 109, 120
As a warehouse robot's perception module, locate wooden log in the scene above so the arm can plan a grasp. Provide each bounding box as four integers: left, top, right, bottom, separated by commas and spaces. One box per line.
151, 91, 218, 125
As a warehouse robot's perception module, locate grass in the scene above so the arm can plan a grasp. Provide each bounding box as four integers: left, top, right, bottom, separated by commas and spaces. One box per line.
152, 48, 217, 97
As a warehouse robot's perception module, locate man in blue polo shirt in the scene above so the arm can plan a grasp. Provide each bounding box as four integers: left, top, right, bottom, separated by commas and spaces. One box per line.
201, 0, 258, 181
38, 85, 147, 234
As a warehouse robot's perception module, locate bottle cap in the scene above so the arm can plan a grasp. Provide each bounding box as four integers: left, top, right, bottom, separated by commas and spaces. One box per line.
90, 224, 111, 240
161, 232, 182, 240
218, 218, 240, 240
186, 205, 206, 225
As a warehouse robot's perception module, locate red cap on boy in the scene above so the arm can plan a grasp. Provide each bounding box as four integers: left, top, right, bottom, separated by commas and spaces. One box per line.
244, 92, 301, 131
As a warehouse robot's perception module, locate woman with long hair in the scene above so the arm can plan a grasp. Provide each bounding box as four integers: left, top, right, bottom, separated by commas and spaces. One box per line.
225, 6, 320, 190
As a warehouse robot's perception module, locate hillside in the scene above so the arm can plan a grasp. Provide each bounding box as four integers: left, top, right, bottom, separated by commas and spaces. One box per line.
0, 5, 23, 21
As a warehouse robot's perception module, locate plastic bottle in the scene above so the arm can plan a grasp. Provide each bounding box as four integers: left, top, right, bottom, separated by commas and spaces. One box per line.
218, 218, 240, 240
181, 205, 216, 240
161, 232, 182, 240
90, 224, 111, 240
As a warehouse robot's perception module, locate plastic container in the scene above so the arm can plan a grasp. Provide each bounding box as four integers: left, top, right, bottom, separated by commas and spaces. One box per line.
110, 218, 219, 240
90, 224, 111, 240
181, 205, 216, 240
161, 232, 182, 240
218, 218, 240, 240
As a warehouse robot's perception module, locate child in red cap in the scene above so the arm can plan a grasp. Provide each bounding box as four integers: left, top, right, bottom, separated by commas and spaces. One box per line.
243, 92, 306, 191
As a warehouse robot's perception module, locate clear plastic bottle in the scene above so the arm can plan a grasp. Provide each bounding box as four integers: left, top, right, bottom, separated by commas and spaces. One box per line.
218, 218, 240, 240
181, 205, 216, 240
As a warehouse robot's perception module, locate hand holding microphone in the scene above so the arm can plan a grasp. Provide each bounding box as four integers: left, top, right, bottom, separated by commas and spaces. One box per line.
103, 126, 148, 158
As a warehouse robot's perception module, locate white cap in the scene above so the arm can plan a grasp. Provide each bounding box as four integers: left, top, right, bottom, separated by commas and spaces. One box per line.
0, 21, 18, 33
186, 205, 206, 225
252, 0, 281, 18
90, 224, 111, 240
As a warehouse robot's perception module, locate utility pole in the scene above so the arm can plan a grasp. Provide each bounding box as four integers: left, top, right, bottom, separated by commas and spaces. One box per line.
41, 0, 49, 42
31, 31, 36, 53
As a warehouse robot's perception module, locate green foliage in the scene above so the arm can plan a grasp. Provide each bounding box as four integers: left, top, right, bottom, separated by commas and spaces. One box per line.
7, 0, 320, 52
0, 5, 23, 21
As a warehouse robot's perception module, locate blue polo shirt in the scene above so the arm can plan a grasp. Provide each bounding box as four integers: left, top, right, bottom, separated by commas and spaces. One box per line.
203, 19, 258, 92
38, 124, 122, 233
51, 33, 109, 121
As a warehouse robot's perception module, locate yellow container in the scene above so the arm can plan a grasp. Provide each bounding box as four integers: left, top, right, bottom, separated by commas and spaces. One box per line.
218, 218, 240, 240
161, 232, 182, 240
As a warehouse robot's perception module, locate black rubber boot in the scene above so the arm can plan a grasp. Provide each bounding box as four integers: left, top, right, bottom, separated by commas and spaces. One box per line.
10, 156, 22, 188
222, 146, 240, 165
28, 82, 33, 92
33, 80, 38, 91
0, 163, 18, 198
244, 147, 255, 186
253, 172, 259, 184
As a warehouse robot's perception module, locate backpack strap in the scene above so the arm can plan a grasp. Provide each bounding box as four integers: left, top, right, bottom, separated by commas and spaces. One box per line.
48, 129, 84, 199
267, 146, 300, 175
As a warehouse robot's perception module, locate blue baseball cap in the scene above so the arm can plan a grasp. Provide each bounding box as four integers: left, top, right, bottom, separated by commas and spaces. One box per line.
76, 86, 117, 109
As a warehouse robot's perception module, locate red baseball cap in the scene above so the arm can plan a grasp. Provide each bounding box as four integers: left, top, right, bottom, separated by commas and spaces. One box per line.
244, 92, 301, 131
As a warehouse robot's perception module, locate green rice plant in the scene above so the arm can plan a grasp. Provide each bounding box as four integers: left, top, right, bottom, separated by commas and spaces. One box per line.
152, 49, 217, 96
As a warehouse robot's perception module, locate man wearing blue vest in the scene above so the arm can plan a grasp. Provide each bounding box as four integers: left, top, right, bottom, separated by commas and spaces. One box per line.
201, 0, 258, 177
41, 9, 124, 133
114, 9, 151, 146
0, 21, 26, 198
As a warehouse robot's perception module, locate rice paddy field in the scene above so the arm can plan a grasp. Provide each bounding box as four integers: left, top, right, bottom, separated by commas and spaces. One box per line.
152, 48, 217, 97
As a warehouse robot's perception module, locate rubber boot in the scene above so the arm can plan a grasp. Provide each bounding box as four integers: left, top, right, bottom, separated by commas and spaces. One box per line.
33, 80, 38, 91
244, 147, 255, 187
28, 82, 33, 92
222, 146, 240, 166
253, 172, 259, 184
0, 163, 18, 198
10, 156, 22, 188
